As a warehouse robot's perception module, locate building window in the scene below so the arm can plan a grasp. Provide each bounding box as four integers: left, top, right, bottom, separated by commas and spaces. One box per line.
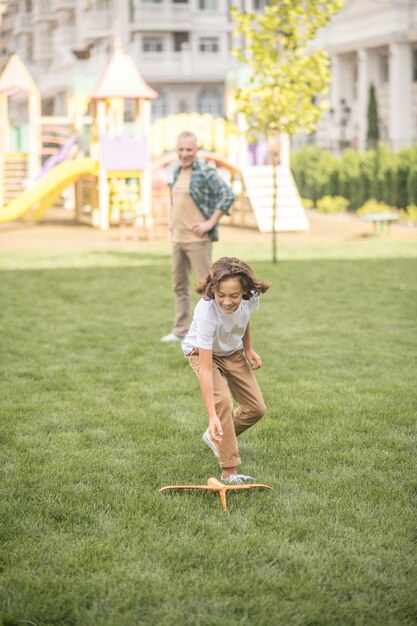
199, 37, 219, 53
413, 49, 417, 82
199, 0, 218, 9
174, 32, 189, 52
142, 37, 164, 52
198, 89, 223, 115
27, 35, 33, 62
124, 99, 135, 122
178, 99, 189, 113
381, 54, 389, 83
129, 0, 135, 20
42, 98, 54, 116
253, 0, 267, 9
152, 91, 168, 118
141, 0, 163, 3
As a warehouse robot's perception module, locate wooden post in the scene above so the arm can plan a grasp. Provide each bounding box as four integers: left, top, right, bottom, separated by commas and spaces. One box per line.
0, 93, 8, 207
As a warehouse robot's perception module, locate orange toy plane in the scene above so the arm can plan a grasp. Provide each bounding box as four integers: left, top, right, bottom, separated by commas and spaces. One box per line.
159, 477, 272, 511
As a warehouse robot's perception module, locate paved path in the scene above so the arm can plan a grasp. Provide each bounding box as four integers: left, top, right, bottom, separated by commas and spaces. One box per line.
0, 209, 416, 251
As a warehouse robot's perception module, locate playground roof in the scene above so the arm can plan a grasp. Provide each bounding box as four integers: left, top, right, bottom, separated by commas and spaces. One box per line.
0, 54, 39, 97
90, 47, 158, 100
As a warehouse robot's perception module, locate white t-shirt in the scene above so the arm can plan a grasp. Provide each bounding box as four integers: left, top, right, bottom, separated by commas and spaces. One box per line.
182, 294, 260, 357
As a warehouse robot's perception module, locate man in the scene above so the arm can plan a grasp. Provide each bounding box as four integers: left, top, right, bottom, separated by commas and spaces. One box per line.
160, 131, 235, 342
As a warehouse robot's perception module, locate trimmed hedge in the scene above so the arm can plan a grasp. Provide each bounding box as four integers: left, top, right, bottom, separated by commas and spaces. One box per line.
291, 144, 417, 210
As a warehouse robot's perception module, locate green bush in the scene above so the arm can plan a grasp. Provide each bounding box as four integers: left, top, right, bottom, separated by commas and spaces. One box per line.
356, 198, 397, 217
382, 166, 397, 207
291, 146, 336, 203
374, 144, 396, 201
316, 195, 350, 213
292, 143, 417, 211
407, 166, 417, 206
301, 197, 314, 209
402, 204, 417, 223
337, 149, 361, 209
328, 168, 340, 197
358, 151, 377, 209
392, 146, 417, 208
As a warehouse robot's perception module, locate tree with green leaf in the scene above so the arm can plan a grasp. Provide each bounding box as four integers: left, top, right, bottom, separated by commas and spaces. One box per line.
231, 0, 342, 262
367, 83, 380, 149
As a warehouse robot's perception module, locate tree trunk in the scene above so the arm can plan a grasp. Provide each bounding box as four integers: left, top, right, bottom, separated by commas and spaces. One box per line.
271, 135, 278, 264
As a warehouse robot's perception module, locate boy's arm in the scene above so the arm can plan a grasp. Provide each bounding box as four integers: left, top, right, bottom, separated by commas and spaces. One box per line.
198, 348, 223, 443
243, 322, 262, 370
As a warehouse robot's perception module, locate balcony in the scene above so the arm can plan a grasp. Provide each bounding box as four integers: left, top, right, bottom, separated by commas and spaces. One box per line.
135, 51, 183, 76
16, 12, 32, 32
33, 0, 55, 23
128, 46, 238, 82
34, 37, 53, 63
51, 0, 76, 11
79, 10, 112, 43
52, 24, 76, 47
130, 4, 190, 30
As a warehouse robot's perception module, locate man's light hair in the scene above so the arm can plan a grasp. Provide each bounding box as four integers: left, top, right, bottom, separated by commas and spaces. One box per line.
177, 131, 198, 145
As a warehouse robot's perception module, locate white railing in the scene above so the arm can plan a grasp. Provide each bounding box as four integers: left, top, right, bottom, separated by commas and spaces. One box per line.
35, 36, 53, 61
129, 50, 237, 78
80, 11, 112, 40
132, 4, 190, 26
33, 0, 54, 22
53, 25, 75, 46
51, 0, 76, 11
135, 52, 183, 75
17, 13, 32, 31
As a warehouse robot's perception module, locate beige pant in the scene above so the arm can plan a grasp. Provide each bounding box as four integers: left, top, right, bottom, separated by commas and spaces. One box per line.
172, 240, 212, 337
188, 349, 266, 469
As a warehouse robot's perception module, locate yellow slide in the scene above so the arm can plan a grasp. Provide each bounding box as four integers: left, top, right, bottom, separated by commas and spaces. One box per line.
0, 157, 98, 224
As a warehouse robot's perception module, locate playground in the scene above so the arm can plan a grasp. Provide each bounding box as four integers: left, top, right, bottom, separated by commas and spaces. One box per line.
0, 48, 308, 239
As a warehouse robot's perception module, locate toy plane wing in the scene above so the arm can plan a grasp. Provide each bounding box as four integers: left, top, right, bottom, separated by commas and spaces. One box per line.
159, 477, 272, 510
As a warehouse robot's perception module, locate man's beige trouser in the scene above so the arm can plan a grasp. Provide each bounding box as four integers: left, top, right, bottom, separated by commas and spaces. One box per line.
188, 349, 266, 469
172, 240, 212, 338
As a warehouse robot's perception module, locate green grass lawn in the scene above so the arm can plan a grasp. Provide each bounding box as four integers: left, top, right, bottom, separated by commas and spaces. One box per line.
0, 239, 416, 625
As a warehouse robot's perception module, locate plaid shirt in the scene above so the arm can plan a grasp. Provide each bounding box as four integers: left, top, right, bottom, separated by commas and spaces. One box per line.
171, 159, 234, 241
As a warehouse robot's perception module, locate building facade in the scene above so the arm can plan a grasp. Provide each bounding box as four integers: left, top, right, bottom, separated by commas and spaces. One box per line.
1, 0, 261, 121
1, 0, 416, 152
310, 0, 417, 152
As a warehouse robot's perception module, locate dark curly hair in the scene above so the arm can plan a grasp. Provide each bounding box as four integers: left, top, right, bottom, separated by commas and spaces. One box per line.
196, 257, 270, 300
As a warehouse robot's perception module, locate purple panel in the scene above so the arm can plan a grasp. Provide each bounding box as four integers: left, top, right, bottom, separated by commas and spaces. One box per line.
256, 140, 269, 166
100, 134, 148, 170
248, 143, 257, 166
35, 135, 77, 181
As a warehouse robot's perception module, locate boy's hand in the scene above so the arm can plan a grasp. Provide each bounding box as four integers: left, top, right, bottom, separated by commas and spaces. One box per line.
245, 348, 262, 370
209, 416, 223, 444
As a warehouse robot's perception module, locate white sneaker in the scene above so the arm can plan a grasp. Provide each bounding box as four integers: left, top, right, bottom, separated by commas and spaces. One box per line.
160, 333, 182, 343
221, 474, 256, 485
202, 429, 218, 458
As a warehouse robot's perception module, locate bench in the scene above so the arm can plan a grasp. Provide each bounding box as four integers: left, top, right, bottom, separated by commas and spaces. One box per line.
359, 212, 399, 238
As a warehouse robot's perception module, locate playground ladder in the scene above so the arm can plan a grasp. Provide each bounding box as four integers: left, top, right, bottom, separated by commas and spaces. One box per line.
3, 153, 27, 203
